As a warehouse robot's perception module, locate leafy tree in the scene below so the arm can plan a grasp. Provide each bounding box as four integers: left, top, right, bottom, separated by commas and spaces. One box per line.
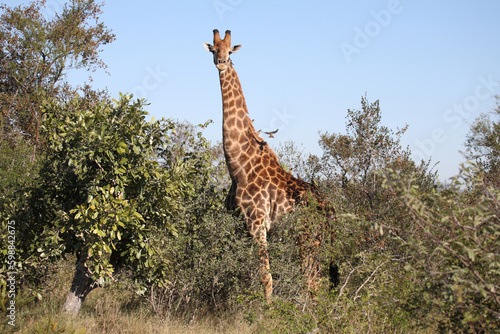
292, 96, 440, 331
0, 0, 114, 253
384, 164, 500, 332
462, 96, 500, 186
317, 96, 436, 250
0, 0, 114, 313
307, 95, 498, 332
317, 95, 433, 190
0, 0, 115, 154
18, 95, 193, 314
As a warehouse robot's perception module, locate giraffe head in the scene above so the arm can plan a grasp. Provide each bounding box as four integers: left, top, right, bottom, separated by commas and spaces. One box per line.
203, 29, 241, 71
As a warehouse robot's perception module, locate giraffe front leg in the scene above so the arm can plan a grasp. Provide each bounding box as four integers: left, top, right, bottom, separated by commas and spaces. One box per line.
254, 224, 272, 303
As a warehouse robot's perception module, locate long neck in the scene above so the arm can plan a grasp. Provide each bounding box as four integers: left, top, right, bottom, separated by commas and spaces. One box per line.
219, 64, 260, 179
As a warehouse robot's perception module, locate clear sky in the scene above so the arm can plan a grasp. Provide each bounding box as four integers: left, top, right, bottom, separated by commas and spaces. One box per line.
5, 0, 500, 180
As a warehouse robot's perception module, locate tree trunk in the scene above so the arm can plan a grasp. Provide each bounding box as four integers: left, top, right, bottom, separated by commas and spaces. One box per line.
62, 256, 99, 315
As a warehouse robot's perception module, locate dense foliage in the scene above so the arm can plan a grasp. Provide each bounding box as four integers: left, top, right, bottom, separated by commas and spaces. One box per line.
0, 0, 114, 155
463, 99, 500, 187
386, 165, 500, 332
0, 1, 499, 332
26, 95, 195, 287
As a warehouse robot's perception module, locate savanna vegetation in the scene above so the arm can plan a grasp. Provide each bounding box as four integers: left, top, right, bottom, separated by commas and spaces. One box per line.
1, 1, 499, 333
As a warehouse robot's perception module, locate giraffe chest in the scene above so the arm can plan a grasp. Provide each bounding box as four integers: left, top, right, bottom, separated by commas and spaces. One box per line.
233, 173, 294, 220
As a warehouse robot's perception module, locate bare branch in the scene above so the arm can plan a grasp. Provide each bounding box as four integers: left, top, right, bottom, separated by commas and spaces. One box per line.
353, 260, 389, 302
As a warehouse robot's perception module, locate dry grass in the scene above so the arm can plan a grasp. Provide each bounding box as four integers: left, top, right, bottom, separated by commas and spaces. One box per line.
16, 311, 253, 334
3, 259, 254, 334
7, 288, 254, 334
1, 258, 441, 334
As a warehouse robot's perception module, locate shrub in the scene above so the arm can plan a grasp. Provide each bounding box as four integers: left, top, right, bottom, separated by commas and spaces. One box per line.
383, 164, 500, 332
14, 94, 194, 314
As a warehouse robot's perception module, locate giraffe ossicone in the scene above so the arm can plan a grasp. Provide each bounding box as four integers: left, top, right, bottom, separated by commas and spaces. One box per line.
204, 29, 336, 302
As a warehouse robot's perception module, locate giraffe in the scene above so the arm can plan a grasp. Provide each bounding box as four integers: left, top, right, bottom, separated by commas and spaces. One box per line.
203, 29, 335, 302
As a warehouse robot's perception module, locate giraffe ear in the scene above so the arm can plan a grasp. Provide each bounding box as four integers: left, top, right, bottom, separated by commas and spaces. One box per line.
203, 42, 213, 52
230, 44, 242, 54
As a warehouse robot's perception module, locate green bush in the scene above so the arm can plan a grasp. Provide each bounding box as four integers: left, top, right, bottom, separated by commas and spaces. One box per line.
145, 121, 262, 316
383, 164, 500, 332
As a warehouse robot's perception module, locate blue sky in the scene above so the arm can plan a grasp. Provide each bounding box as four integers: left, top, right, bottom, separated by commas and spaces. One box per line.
6, 0, 500, 180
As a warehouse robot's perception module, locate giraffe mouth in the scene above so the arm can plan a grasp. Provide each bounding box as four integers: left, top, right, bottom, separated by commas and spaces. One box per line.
216, 63, 228, 71
215, 58, 231, 71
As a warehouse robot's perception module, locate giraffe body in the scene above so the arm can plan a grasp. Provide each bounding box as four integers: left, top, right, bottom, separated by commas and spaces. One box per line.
204, 30, 334, 301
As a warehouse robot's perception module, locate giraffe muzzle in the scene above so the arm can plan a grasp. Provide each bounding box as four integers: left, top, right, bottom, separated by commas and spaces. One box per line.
216, 59, 229, 71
